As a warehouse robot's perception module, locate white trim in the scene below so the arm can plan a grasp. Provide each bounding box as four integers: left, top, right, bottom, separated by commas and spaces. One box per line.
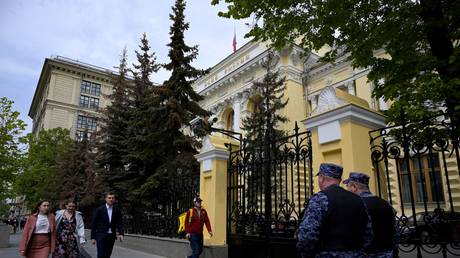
195, 149, 230, 162
303, 104, 387, 130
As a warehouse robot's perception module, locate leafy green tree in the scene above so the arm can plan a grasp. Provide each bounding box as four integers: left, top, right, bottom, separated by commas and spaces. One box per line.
0, 97, 26, 214
241, 51, 288, 146
212, 0, 460, 123
14, 128, 72, 209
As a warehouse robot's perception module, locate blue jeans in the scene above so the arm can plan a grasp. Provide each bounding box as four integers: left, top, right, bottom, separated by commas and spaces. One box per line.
188, 233, 203, 258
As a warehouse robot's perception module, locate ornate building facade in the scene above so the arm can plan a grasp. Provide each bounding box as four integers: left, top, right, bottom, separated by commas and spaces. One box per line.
192, 41, 460, 246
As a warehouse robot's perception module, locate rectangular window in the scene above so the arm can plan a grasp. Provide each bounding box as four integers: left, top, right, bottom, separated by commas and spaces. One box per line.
91, 83, 101, 96
80, 81, 91, 94
79, 95, 90, 108
76, 130, 92, 141
77, 115, 97, 131
79, 95, 99, 109
80, 80, 101, 96
398, 153, 444, 204
89, 97, 99, 109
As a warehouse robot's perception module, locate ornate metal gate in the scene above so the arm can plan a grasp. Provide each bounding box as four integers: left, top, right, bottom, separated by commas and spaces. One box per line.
227, 123, 313, 258
370, 110, 460, 257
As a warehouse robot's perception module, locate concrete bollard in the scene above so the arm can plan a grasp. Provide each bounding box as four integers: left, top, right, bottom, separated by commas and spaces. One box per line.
0, 222, 10, 248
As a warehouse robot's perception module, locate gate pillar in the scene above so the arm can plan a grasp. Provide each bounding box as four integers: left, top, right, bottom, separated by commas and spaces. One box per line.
303, 89, 386, 193
195, 135, 238, 246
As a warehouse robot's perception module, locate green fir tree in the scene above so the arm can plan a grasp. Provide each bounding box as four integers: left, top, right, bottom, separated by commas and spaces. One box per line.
155, 0, 211, 181
97, 48, 131, 199
241, 51, 289, 147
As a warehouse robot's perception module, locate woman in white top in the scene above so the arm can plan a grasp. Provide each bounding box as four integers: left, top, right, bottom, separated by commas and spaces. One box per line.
19, 200, 56, 258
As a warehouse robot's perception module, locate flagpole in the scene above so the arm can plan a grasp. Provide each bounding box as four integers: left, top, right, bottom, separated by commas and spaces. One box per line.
232, 27, 237, 53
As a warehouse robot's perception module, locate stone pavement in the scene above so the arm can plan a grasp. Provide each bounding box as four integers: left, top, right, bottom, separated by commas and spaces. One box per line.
0, 232, 166, 258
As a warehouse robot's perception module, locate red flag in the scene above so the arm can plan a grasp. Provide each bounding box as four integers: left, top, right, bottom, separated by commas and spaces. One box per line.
232, 30, 237, 53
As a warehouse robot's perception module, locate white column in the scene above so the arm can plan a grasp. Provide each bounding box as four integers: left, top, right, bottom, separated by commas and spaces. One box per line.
347, 81, 356, 95
311, 95, 318, 111
232, 98, 241, 133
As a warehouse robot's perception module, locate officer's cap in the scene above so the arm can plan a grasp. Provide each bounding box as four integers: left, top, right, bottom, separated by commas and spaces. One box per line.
316, 163, 343, 179
343, 172, 370, 186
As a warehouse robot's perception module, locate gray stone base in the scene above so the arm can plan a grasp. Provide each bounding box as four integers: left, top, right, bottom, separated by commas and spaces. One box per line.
0, 223, 10, 248
85, 230, 227, 258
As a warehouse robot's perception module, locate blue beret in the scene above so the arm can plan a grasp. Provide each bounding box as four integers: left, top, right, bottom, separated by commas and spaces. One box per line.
343, 172, 370, 186
316, 163, 343, 179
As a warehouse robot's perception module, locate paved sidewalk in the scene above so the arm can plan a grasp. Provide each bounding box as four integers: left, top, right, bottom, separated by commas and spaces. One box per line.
0, 232, 166, 258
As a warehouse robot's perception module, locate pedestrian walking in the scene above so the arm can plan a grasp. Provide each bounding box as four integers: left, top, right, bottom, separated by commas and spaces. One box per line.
185, 196, 213, 258
53, 200, 86, 258
20, 216, 27, 231
90, 192, 124, 258
12, 217, 19, 234
344, 172, 399, 258
296, 163, 373, 258
19, 200, 56, 258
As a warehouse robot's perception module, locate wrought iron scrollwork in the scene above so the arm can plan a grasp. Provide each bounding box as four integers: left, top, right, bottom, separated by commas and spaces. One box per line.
370, 110, 460, 257
227, 122, 313, 240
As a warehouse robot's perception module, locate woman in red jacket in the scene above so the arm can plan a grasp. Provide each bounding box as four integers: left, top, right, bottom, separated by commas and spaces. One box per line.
185, 197, 213, 258
19, 200, 56, 257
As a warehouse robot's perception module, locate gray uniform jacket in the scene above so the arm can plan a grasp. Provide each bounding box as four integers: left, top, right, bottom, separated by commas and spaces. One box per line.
55, 209, 86, 244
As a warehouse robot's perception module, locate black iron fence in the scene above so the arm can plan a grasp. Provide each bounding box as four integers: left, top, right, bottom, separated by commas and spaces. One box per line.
123, 170, 199, 238
227, 122, 313, 258
370, 110, 460, 257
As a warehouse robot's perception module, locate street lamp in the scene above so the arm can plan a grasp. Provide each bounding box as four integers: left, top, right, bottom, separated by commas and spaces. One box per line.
190, 116, 243, 146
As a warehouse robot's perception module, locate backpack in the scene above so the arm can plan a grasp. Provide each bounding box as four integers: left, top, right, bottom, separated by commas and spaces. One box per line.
177, 208, 194, 234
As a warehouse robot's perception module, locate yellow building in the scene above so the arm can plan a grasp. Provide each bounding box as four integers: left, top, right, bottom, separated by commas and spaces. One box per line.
192, 41, 460, 246
29, 56, 114, 140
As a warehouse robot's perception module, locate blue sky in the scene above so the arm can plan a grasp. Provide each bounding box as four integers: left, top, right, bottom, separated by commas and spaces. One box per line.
0, 0, 251, 133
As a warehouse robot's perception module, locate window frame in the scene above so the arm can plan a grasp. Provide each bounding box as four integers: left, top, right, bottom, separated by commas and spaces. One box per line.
398, 153, 444, 205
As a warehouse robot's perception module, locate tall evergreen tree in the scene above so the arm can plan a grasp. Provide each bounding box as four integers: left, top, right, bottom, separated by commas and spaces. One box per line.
154, 0, 211, 182
98, 48, 131, 197
241, 51, 289, 147
240, 52, 289, 207
122, 33, 162, 210
58, 135, 104, 215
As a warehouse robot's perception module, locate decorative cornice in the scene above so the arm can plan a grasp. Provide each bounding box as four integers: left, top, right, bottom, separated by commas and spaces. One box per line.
197, 50, 270, 95
303, 104, 387, 130
307, 68, 370, 97
306, 53, 352, 80
195, 149, 230, 162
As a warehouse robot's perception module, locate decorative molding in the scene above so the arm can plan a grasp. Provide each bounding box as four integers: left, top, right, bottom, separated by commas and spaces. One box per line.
307, 53, 352, 80
200, 136, 215, 153
195, 149, 230, 162
311, 86, 347, 115
325, 75, 335, 86
279, 66, 303, 84
306, 68, 370, 98
303, 104, 387, 130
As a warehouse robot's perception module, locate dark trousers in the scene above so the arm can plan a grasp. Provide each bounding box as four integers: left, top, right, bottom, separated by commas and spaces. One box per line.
96, 233, 116, 258
188, 233, 204, 258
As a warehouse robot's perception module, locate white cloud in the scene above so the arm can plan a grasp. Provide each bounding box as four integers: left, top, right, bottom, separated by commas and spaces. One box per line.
0, 0, 251, 132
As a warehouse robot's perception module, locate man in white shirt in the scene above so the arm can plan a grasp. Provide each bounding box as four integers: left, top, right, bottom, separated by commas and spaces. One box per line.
91, 192, 124, 258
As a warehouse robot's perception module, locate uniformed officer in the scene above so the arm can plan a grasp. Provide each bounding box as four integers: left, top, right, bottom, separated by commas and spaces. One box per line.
344, 172, 399, 258
296, 163, 373, 258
